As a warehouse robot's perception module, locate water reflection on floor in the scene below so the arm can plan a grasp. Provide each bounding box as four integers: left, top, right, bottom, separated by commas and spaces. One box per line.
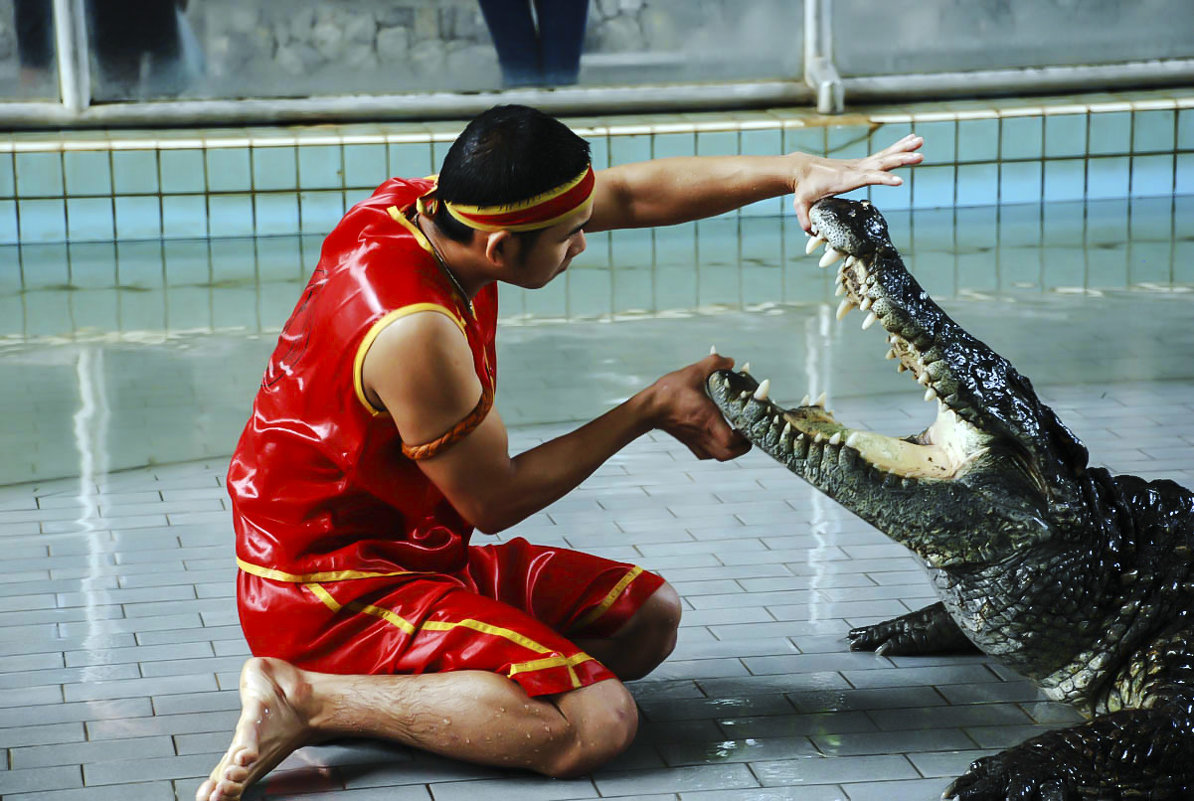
1, 198, 1192, 486
3, 286, 1192, 487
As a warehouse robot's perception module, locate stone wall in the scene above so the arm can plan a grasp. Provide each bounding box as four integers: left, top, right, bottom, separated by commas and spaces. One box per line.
189, 0, 796, 97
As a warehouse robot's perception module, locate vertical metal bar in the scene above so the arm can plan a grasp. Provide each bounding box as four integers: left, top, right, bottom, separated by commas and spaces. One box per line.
52, 0, 90, 113
803, 0, 844, 114
803, 0, 825, 75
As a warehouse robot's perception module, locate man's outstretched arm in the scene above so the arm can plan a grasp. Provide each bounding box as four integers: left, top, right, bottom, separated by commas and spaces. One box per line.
362, 312, 748, 534
586, 134, 924, 234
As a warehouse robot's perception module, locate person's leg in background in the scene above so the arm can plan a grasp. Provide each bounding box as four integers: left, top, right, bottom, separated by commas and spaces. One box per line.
533, 0, 589, 86
135, 0, 187, 96
14, 0, 55, 87
86, 0, 186, 98
477, 0, 543, 87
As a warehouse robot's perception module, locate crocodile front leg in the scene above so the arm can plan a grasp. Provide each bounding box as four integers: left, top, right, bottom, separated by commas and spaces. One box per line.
948, 629, 1194, 801
944, 697, 1194, 800
848, 601, 979, 655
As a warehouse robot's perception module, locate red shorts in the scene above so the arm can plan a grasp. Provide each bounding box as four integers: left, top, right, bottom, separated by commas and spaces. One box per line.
237, 537, 665, 697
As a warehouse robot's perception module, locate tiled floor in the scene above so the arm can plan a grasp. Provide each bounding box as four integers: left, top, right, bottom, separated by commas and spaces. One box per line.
2, 196, 1193, 799
3, 373, 1193, 799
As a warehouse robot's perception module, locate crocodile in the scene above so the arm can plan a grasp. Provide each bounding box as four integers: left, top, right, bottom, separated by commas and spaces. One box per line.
705, 197, 1194, 800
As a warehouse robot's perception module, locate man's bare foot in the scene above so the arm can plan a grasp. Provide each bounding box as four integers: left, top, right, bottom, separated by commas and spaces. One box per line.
195, 657, 315, 801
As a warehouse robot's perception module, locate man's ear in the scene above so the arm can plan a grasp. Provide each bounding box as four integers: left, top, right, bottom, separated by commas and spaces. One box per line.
483, 230, 516, 266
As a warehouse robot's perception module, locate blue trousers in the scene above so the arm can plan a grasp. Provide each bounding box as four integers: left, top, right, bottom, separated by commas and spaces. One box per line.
477, 0, 589, 87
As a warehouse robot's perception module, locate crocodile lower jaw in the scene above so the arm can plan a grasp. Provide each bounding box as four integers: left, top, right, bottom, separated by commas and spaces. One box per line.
717, 373, 990, 480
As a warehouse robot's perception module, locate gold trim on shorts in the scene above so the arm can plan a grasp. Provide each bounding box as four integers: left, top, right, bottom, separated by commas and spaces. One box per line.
238, 557, 598, 689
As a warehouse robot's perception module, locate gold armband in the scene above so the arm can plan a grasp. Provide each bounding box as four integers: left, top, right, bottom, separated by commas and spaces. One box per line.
401, 385, 494, 461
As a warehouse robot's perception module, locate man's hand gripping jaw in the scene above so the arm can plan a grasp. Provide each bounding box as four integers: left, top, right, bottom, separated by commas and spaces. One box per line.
642, 351, 752, 463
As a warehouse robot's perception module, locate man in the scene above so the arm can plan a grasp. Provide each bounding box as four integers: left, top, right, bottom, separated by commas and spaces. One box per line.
198, 105, 922, 801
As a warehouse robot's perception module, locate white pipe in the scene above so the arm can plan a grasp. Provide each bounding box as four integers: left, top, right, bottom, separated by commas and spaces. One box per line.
0, 81, 815, 129
803, 0, 823, 75
51, 0, 90, 113
804, 0, 844, 114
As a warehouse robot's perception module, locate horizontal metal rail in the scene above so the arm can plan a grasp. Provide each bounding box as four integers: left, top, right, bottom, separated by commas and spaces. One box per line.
5, 55, 1191, 131
843, 58, 1194, 102
0, 81, 814, 129
2, 0, 1192, 133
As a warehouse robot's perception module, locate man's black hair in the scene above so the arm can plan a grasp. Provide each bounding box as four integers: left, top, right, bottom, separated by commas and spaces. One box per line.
433, 105, 592, 244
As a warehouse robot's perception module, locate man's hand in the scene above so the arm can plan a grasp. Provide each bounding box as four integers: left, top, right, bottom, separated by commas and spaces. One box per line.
791, 134, 924, 231
644, 354, 752, 462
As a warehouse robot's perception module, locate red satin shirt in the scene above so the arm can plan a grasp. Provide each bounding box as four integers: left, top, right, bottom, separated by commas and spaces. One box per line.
227, 177, 498, 581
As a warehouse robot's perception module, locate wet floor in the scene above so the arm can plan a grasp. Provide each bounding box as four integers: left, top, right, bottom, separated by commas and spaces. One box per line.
1, 196, 1191, 486
1, 198, 1192, 799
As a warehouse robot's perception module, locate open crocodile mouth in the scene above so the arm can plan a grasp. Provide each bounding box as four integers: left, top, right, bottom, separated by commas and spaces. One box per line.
708, 201, 994, 482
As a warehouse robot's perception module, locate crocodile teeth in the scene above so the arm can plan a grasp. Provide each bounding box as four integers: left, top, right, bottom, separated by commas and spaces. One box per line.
828, 432, 841, 445
885, 349, 897, 360
739, 390, 751, 401
897, 362, 907, 373
861, 312, 878, 330
859, 296, 873, 311
819, 247, 844, 268
845, 431, 861, 448
836, 299, 854, 320
917, 372, 929, 386
753, 378, 770, 401
813, 432, 825, 443
800, 394, 812, 406
835, 284, 846, 297
710, 344, 717, 355
781, 422, 792, 439
741, 362, 751, 375
805, 234, 827, 255
924, 387, 938, 402
834, 271, 846, 285
815, 392, 827, 407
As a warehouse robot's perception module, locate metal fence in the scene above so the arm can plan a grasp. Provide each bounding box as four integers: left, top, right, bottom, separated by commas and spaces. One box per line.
1, 0, 1193, 127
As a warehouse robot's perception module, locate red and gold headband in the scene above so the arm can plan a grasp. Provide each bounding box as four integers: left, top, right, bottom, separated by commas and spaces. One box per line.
418, 165, 595, 233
